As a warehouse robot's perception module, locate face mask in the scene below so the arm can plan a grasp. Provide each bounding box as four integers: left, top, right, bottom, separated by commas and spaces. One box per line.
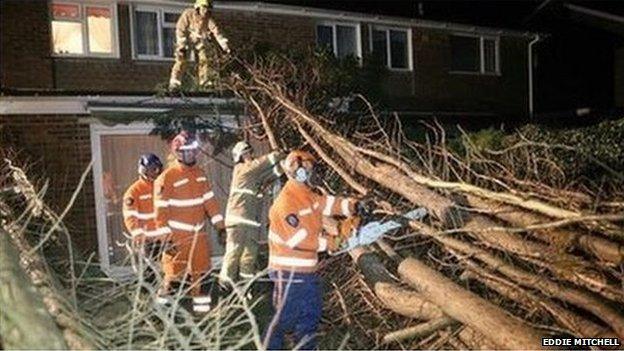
295, 167, 308, 183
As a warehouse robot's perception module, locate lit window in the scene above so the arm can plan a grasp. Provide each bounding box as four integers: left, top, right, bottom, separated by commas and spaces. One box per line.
50, 2, 116, 56
133, 7, 182, 59
371, 27, 411, 70
315, 22, 360, 59
450, 35, 499, 74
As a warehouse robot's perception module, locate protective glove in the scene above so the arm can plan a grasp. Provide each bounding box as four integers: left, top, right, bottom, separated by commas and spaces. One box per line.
217, 228, 227, 247
326, 235, 343, 253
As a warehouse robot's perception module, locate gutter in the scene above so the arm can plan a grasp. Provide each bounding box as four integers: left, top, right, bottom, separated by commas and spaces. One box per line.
528, 34, 541, 118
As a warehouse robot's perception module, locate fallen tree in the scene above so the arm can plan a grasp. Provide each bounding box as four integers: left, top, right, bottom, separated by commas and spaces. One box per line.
0, 230, 67, 350
223, 51, 624, 348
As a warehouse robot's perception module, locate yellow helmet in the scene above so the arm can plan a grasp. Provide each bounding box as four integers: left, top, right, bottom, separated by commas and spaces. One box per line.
194, 0, 212, 8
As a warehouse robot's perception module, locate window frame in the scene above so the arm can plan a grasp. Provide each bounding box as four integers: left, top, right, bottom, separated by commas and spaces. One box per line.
50, 1, 119, 58
315, 20, 362, 62
368, 25, 413, 72
449, 33, 500, 76
130, 4, 184, 61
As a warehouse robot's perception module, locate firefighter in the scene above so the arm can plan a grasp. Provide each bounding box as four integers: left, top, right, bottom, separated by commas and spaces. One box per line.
169, 0, 230, 90
153, 131, 226, 313
219, 141, 285, 286
122, 154, 165, 278
265, 150, 369, 350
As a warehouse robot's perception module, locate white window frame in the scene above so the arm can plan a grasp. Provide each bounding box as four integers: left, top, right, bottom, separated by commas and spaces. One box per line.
130, 5, 183, 61
315, 20, 362, 62
368, 25, 413, 71
50, 0, 120, 58
449, 33, 501, 76
90, 121, 224, 280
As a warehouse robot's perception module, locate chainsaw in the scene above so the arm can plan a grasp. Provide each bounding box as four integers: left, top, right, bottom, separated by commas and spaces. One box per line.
329, 208, 428, 255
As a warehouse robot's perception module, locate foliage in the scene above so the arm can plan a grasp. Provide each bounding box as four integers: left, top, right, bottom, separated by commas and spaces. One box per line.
507, 118, 624, 184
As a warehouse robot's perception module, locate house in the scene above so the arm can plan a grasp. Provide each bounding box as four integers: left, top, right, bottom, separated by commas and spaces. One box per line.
0, 0, 538, 278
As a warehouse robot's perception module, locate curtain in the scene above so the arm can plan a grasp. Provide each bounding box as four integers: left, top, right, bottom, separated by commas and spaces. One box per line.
135, 11, 159, 56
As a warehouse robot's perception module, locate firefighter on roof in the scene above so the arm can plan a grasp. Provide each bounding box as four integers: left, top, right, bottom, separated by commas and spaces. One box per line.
153, 131, 226, 313
264, 150, 369, 350
169, 0, 230, 90
219, 141, 285, 286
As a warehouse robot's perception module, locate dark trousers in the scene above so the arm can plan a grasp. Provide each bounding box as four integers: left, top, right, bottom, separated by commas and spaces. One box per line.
265, 270, 322, 350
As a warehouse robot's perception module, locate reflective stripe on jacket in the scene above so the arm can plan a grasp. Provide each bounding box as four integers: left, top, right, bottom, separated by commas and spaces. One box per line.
225, 150, 285, 228
122, 178, 159, 238
268, 179, 356, 273
154, 160, 225, 238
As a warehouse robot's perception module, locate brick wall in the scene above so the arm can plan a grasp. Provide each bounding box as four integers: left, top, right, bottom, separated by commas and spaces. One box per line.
382, 28, 529, 117
0, 0, 54, 90
0, 115, 97, 253
1, 0, 529, 116
52, 5, 316, 92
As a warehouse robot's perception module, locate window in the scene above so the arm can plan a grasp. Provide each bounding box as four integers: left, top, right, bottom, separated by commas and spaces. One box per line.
51, 2, 117, 56
450, 35, 499, 74
132, 6, 181, 60
370, 27, 412, 70
316, 22, 361, 59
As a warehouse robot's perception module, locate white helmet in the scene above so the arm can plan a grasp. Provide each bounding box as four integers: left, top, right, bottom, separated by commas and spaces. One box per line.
232, 141, 252, 163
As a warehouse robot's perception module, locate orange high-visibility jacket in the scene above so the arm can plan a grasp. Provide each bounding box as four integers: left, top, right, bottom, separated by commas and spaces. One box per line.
122, 178, 159, 240
153, 161, 225, 275
268, 179, 357, 273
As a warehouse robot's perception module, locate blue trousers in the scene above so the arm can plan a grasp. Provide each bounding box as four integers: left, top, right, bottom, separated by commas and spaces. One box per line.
265, 270, 322, 350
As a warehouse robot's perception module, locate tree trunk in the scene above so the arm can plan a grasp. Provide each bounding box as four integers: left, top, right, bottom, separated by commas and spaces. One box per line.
382, 317, 457, 344
398, 257, 546, 350
428, 232, 624, 339
467, 195, 624, 265
348, 246, 445, 321
0, 231, 67, 350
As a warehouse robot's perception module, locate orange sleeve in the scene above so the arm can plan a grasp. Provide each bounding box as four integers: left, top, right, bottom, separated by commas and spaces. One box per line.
201, 176, 224, 230
318, 194, 357, 218
153, 174, 173, 237
122, 186, 142, 238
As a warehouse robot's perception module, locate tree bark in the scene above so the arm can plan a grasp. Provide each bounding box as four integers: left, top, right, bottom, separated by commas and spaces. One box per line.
0, 231, 67, 350
460, 266, 618, 340
382, 317, 457, 344
467, 195, 624, 265
398, 257, 546, 350
348, 246, 445, 321
427, 231, 624, 339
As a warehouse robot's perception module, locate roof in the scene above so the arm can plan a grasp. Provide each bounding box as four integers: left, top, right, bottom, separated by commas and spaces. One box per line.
131, 0, 537, 38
